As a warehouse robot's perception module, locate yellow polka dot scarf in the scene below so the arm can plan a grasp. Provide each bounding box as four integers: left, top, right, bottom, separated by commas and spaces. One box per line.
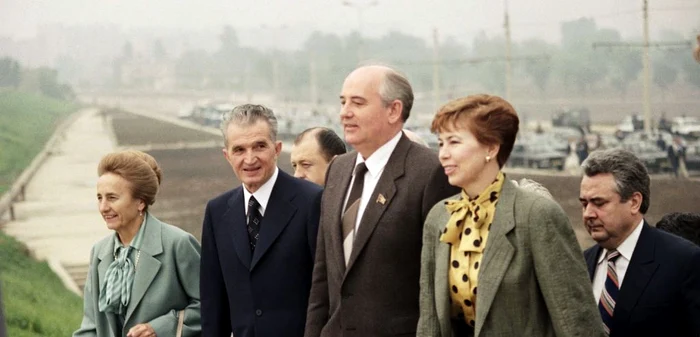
440, 171, 505, 326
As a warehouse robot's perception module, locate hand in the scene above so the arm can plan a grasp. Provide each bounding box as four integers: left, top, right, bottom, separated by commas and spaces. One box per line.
126, 323, 156, 337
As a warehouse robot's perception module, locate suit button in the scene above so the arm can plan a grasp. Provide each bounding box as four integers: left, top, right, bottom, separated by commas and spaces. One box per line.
255, 309, 263, 316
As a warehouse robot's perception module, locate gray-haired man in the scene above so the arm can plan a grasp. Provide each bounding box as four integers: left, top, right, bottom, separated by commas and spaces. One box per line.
580, 148, 700, 337
200, 104, 323, 337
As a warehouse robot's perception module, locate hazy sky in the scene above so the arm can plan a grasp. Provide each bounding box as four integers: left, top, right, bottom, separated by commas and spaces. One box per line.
1, 0, 698, 44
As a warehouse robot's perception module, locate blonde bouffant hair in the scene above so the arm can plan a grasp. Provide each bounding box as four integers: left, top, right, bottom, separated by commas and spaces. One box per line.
97, 150, 162, 211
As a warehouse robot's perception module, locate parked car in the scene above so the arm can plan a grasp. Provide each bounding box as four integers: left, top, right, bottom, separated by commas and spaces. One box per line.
615, 114, 645, 138
622, 142, 670, 174
551, 107, 591, 132
670, 117, 700, 140
684, 141, 700, 172
508, 136, 566, 170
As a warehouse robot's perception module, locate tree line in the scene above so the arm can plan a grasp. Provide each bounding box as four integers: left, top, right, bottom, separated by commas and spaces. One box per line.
0, 58, 75, 100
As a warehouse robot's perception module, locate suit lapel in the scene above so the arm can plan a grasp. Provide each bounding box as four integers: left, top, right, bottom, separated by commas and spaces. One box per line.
251, 171, 298, 270
585, 245, 603, 281
125, 213, 164, 323
434, 195, 460, 337
474, 180, 517, 336
613, 223, 658, 328
327, 154, 356, 275
345, 136, 408, 273
225, 188, 252, 270
97, 237, 120, 337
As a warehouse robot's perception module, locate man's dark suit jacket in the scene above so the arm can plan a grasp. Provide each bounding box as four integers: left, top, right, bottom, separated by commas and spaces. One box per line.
200, 169, 323, 337
305, 134, 459, 337
584, 223, 700, 337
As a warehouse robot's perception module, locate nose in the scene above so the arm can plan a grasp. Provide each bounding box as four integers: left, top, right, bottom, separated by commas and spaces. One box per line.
98, 199, 109, 213
243, 149, 256, 164
294, 167, 305, 179
438, 146, 449, 161
339, 102, 351, 120
582, 204, 596, 220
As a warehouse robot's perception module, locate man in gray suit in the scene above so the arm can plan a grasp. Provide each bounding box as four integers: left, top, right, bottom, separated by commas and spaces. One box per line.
305, 65, 458, 337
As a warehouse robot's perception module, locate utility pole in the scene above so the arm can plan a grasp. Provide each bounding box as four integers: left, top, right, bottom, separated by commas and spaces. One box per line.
343, 0, 378, 64
592, 0, 691, 133
504, 0, 513, 102
432, 28, 440, 112
641, 0, 652, 133
309, 52, 319, 111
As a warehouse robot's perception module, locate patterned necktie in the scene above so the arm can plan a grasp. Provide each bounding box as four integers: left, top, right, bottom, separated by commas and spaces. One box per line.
599, 250, 621, 336
342, 162, 367, 265
247, 196, 263, 251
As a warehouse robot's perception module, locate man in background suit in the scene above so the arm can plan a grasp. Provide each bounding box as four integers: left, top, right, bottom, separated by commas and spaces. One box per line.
291, 127, 347, 186
200, 104, 323, 337
580, 148, 700, 337
305, 65, 458, 337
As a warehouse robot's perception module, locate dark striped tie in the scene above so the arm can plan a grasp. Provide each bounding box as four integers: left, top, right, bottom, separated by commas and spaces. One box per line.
598, 250, 621, 336
342, 162, 367, 265
247, 196, 262, 251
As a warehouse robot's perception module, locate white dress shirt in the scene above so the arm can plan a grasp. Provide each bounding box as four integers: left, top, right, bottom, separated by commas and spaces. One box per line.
592, 219, 645, 303
343, 131, 402, 232
243, 167, 279, 219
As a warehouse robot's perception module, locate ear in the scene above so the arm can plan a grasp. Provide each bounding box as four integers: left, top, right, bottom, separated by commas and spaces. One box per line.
387, 99, 403, 124
222, 148, 230, 161
487, 143, 500, 159
629, 191, 643, 214
275, 141, 283, 156
137, 199, 146, 212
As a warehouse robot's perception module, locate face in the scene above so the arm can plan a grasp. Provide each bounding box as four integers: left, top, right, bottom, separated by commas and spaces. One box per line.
340, 68, 401, 157
437, 125, 496, 191
579, 173, 642, 249
291, 136, 330, 186
97, 172, 145, 233
223, 120, 282, 193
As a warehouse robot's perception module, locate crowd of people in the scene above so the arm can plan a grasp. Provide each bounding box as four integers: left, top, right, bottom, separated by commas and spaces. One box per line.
65, 65, 698, 337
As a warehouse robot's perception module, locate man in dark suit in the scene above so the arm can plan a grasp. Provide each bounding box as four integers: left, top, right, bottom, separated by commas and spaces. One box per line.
200, 104, 323, 337
291, 127, 347, 186
580, 148, 700, 337
305, 65, 458, 337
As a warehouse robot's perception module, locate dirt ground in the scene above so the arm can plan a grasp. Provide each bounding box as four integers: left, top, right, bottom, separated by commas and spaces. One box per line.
110, 110, 700, 249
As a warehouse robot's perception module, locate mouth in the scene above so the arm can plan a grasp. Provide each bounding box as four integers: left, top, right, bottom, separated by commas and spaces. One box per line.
443, 165, 456, 175
344, 124, 358, 132
243, 166, 262, 174
103, 214, 117, 221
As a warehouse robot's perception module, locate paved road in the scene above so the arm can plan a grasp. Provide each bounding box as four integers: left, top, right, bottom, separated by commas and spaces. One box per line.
2, 108, 115, 293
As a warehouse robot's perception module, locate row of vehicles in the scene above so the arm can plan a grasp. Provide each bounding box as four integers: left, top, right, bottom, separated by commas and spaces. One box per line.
507, 127, 700, 174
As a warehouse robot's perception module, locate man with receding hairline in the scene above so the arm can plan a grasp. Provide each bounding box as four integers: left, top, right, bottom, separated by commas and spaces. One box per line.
304, 65, 458, 337
291, 127, 346, 186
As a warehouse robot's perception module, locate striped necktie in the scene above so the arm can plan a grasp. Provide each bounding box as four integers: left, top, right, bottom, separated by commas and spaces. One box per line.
599, 250, 621, 335
342, 162, 367, 265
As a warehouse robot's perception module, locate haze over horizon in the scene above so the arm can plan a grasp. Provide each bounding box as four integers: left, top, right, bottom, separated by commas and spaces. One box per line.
2, 0, 698, 48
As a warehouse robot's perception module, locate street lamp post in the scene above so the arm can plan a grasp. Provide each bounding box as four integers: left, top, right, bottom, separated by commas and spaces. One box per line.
342, 0, 378, 63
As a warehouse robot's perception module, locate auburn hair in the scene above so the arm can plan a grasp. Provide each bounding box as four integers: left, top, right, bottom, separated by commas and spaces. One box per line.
431, 94, 519, 167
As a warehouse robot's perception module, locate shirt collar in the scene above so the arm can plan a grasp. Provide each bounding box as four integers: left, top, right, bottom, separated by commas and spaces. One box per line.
354, 131, 402, 177
597, 218, 645, 264
243, 167, 279, 215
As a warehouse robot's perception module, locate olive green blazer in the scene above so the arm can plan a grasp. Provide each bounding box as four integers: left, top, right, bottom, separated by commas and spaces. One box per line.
417, 178, 605, 337
74, 213, 201, 337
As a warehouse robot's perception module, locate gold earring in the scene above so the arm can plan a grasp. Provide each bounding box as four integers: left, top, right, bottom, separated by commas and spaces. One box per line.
486, 155, 491, 163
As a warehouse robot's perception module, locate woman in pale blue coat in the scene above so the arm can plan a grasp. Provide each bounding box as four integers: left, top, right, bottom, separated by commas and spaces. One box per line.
74, 150, 201, 337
